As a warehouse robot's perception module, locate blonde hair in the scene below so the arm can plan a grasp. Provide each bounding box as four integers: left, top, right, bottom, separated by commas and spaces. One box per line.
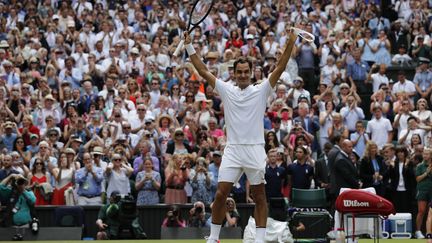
167, 154, 181, 172
363, 141, 378, 159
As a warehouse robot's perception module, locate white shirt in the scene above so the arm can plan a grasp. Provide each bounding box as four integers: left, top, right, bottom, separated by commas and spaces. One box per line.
125, 59, 145, 76
101, 57, 126, 74
366, 117, 393, 149
71, 52, 89, 70
122, 133, 140, 149
288, 88, 310, 108
146, 53, 170, 72
398, 128, 426, 146
79, 32, 96, 52
392, 80, 416, 95
215, 79, 273, 144
371, 73, 389, 93
394, 113, 410, 137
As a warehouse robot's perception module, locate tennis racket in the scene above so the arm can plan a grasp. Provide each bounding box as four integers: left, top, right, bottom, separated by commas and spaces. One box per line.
232, 0, 244, 9
291, 27, 315, 43
173, 0, 214, 57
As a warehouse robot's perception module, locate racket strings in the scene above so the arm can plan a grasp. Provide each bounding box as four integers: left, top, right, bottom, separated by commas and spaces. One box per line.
191, 0, 212, 24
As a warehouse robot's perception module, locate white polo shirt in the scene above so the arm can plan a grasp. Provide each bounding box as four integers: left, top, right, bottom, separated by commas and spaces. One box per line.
371, 73, 389, 93
366, 117, 393, 149
215, 78, 273, 145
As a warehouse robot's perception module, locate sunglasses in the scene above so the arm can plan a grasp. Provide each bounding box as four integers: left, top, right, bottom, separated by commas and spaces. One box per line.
113, 158, 122, 161
35, 163, 43, 165
175, 133, 184, 136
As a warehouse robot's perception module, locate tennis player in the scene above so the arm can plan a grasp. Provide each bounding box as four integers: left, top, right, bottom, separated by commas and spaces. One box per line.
183, 30, 297, 243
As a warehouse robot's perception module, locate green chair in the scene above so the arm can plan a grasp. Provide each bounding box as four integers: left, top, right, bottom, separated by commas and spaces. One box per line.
291, 188, 327, 208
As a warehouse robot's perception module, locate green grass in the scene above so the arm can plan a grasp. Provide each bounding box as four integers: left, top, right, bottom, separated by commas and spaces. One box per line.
0, 240, 424, 243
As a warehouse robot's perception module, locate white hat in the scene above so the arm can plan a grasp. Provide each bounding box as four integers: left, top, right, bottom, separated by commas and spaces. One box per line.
0, 40, 9, 48
52, 14, 60, 20
2, 60, 12, 66
130, 47, 139, 55
246, 34, 254, 40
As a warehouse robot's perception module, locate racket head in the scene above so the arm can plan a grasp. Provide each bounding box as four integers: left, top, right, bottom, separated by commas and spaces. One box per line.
232, 0, 244, 9
291, 27, 315, 43
190, 0, 214, 25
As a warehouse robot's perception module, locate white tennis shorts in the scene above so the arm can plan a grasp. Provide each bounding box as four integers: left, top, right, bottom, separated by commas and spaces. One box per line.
218, 144, 267, 185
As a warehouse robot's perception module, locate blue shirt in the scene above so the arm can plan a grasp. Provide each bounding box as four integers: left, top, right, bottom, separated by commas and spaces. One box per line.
2, 133, 17, 152
287, 161, 314, 189
265, 165, 286, 198
350, 132, 368, 159
413, 70, 432, 92
347, 61, 370, 81
75, 166, 104, 197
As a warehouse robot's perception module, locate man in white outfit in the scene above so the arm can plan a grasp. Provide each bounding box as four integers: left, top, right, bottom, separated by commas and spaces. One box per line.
183, 29, 298, 243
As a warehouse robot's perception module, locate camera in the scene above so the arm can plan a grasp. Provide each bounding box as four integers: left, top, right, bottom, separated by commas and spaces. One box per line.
194, 206, 203, 215
11, 176, 26, 188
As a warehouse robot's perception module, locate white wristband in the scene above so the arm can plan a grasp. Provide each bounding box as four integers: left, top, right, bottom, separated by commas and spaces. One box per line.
185, 44, 196, 56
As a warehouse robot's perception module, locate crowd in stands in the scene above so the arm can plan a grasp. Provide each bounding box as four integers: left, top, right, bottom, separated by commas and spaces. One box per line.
1, 0, 432, 237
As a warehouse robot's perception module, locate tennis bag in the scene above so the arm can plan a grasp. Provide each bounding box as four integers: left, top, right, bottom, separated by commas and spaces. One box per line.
335, 190, 395, 216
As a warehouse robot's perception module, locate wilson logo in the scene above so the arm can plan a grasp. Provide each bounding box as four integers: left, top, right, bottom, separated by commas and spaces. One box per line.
343, 200, 370, 207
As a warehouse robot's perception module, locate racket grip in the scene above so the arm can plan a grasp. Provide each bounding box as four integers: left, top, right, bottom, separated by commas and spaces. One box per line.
173, 40, 185, 57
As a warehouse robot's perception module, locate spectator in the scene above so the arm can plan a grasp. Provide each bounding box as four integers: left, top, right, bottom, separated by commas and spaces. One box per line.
367, 64, 390, 93
164, 154, 188, 204
412, 98, 432, 126
222, 197, 240, 227
51, 152, 75, 205
27, 157, 51, 206
135, 157, 161, 205
188, 201, 211, 228
166, 128, 193, 156
1, 121, 18, 152
287, 77, 311, 109
366, 106, 393, 150
75, 152, 104, 205
413, 58, 432, 100
346, 48, 370, 94
161, 205, 186, 228
319, 101, 336, 150
327, 113, 349, 141
208, 151, 222, 200
340, 95, 365, 134
388, 146, 415, 213
104, 153, 133, 197
190, 157, 213, 205
398, 116, 429, 146
13, 137, 31, 165
391, 71, 416, 101
359, 141, 388, 196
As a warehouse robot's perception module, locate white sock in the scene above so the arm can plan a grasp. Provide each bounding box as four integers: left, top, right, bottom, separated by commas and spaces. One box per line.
255, 227, 266, 243
209, 223, 222, 240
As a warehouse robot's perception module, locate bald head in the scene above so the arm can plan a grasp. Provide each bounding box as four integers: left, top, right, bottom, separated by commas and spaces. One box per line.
342, 139, 353, 155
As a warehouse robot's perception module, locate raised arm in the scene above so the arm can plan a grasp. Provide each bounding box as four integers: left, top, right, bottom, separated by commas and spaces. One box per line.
183, 32, 216, 88
269, 31, 297, 88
